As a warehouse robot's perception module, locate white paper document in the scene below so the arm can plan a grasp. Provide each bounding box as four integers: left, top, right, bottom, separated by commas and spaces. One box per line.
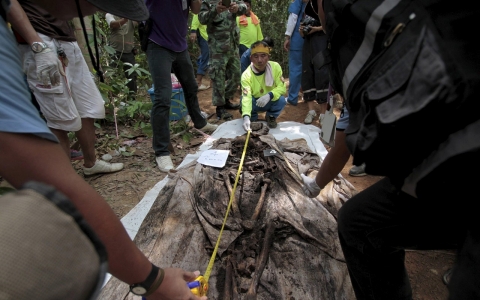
197, 149, 230, 168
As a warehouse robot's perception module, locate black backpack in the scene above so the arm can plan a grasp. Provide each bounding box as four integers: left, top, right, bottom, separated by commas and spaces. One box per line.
323, 0, 480, 183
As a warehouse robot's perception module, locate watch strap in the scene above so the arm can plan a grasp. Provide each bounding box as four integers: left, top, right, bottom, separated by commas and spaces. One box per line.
143, 267, 165, 297
130, 264, 159, 295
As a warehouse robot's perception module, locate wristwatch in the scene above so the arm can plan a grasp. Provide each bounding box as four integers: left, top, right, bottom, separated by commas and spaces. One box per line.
129, 265, 160, 296
31, 42, 48, 53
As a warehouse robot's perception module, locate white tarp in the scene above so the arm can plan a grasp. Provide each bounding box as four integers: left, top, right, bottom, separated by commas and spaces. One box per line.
103, 120, 332, 288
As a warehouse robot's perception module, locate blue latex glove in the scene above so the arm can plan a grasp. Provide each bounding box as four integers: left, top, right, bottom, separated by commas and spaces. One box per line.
243, 116, 251, 131
256, 94, 270, 108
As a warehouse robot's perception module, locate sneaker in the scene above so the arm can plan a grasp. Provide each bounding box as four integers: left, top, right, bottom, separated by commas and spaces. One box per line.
199, 122, 218, 133
200, 111, 209, 119
156, 155, 174, 172
198, 84, 210, 91
224, 99, 240, 110
304, 110, 317, 124
349, 163, 367, 177
267, 115, 277, 128
216, 107, 233, 120
70, 149, 84, 161
83, 160, 124, 176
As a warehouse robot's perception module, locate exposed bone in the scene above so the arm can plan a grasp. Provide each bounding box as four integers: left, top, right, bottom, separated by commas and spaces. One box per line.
251, 179, 271, 221
244, 160, 259, 166
242, 179, 270, 230
99, 132, 357, 300
246, 221, 276, 300
224, 175, 240, 217
252, 174, 264, 193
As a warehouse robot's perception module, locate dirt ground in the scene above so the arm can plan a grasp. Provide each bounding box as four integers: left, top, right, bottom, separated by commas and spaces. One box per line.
72, 81, 455, 299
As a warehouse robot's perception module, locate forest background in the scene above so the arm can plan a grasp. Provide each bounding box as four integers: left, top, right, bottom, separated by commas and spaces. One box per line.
72, 0, 292, 140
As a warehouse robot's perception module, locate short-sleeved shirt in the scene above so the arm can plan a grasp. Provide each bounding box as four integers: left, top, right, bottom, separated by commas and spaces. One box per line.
17, 0, 76, 41
0, 16, 57, 142
105, 14, 136, 53
145, 0, 190, 52
236, 15, 263, 48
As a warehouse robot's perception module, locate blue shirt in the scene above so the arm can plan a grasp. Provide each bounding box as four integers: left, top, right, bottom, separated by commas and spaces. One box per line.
240, 48, 251, 74
0, 17, 56, 142
336, 106, 349, 131
288, 0, 306, 51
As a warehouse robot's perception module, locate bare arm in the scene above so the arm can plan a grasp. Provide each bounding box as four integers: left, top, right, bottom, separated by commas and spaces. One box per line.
317, 0, 327, 33
106, 13, 128, 30
110, 18, 128, 29
8, 0, 64, 86
0, 132, 152, 285
315, 130, 351, 189
7, 0, 43, 44
0, 132, 205, 299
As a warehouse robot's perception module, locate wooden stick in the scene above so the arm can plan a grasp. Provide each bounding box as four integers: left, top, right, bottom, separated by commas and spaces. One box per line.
224, 258, 234, 300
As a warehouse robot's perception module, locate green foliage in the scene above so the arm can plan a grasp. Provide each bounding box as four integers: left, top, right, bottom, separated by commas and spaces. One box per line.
188, 0, 292, 76
91, 13, 153, 137
171, 118, 194, 144
253, 0, 290, 75
87, 4, 294, 141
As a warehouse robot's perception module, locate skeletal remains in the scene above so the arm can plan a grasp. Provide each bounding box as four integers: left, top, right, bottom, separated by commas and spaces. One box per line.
100, 123, 357, 300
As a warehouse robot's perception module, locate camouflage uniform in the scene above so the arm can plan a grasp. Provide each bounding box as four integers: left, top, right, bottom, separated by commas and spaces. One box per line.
198, 0, 246, 119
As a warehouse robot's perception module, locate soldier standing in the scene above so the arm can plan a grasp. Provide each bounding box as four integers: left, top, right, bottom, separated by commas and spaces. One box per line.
199, 0, 247, 120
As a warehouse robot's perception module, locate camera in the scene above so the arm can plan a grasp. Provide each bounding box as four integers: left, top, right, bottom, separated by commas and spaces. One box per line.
300, 15, 320, 35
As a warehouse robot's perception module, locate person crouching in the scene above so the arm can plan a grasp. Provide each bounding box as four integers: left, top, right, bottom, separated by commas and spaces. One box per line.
241, 41, 286, 130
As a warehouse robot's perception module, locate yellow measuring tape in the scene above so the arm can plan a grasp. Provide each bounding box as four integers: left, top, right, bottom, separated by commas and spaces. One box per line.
190, 130, 251, 296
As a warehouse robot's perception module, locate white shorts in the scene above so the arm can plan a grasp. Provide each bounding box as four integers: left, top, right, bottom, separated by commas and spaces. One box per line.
20, 33, 105, 132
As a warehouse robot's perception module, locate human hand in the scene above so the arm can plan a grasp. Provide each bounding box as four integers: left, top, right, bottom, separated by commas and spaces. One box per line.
189, 32, 197, 43
301, 174, 322, 197
216, 1, 228, 13
283, 37, 290, 52
243, 116, 251, 131
34, 47, 64, 86
147, 268, 207, 300
228, 2, 238, 13
309, 26, 322, 34
256, 94, 270, 108
298, 25, 305, 38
